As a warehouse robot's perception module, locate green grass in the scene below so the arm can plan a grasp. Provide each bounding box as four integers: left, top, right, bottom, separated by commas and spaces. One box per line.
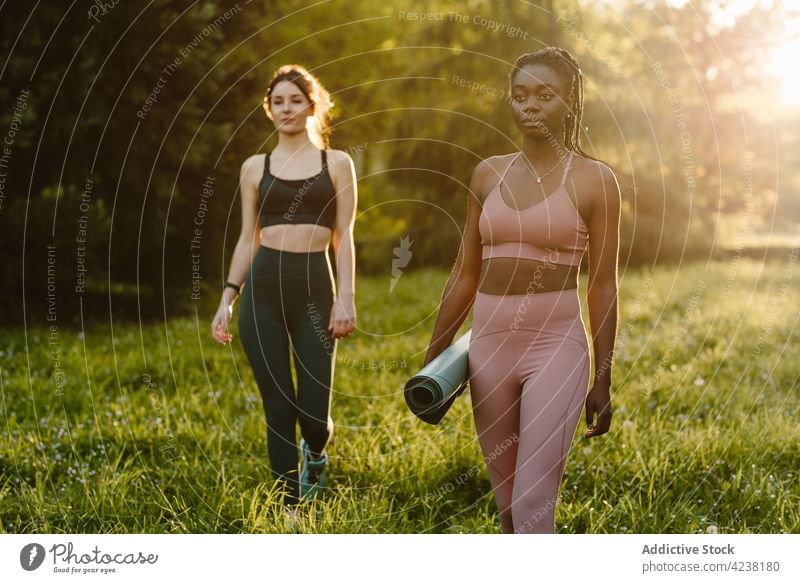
1, 258, 798, 533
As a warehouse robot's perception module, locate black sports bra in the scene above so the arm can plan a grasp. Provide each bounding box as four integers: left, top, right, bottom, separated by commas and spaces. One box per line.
258, 150, 337, 229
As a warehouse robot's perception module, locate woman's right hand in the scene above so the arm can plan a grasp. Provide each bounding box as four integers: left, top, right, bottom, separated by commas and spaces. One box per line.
211, 300, 234, 345
423, 343, 447, 367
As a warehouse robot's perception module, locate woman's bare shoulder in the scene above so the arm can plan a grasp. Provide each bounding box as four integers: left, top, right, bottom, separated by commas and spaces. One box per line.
325, 149, 356, 179
238, 154, 265, 194
240, 153, 266, 178
571, 155, 621, 215
480, 153, 517, 174
572, 155, 617, 183
325, 149, 354, 165
471, 153, 517, 201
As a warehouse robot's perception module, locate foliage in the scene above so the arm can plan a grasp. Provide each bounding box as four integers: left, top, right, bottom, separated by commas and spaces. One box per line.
0, 0, 796, 325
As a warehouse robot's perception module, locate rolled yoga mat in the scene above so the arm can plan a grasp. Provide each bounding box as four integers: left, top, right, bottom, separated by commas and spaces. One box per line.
404, 329, 471, 425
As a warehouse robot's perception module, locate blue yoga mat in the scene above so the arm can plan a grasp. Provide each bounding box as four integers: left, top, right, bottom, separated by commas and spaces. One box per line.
404, 329, 471, 425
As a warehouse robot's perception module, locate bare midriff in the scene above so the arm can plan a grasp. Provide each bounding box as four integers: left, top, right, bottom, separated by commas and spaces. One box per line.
259, 224, 332, 253
477, 257, 579, 295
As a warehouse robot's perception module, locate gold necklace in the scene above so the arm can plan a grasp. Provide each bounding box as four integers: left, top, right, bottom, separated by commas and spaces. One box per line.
518, 153, 563, 184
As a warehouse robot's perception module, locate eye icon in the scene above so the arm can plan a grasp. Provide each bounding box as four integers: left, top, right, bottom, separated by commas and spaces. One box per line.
20, 543, 46, 571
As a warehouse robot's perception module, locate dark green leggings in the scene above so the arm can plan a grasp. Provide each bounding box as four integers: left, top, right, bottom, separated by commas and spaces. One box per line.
238, 246, 336, 505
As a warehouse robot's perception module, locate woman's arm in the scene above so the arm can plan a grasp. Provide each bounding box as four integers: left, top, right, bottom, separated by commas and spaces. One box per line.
583, 161, 621, 438
211, 155, 262, 345
423, 159, 493, 366
328, 150, 358, 340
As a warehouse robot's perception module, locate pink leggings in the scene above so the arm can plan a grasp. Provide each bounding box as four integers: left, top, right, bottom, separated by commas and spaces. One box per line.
468, 289, 590, 534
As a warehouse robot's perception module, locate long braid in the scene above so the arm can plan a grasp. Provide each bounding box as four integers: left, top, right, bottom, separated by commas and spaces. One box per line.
509, 47, 592, 159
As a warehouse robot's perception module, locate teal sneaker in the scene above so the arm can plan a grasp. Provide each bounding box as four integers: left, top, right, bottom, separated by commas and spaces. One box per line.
299, 438, 328, 499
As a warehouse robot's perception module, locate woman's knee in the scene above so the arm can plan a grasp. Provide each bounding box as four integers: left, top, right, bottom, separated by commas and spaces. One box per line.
511, 490, 558, 534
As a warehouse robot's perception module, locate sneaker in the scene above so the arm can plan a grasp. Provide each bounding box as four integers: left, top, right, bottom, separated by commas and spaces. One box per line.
299, 438, 328, 499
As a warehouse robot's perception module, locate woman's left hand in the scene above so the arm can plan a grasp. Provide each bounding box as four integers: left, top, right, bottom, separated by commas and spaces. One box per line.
328, 296, 356, 340
584, 383, 612, 438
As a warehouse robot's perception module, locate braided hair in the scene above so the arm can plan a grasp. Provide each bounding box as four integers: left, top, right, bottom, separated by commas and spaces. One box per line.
509, 47, 590, 158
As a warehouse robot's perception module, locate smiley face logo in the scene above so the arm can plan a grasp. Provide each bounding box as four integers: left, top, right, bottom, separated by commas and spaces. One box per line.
20, 543, 46, 571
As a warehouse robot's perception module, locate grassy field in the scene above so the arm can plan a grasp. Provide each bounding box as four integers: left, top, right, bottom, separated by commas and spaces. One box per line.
1, 256, 799, 533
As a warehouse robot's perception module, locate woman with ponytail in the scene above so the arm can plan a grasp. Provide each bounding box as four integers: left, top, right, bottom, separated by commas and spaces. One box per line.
425, 47, 620, 533
211, 65, 357, 517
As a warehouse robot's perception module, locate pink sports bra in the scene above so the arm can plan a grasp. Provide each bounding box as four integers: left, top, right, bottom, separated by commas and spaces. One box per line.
479, 151, 589, 267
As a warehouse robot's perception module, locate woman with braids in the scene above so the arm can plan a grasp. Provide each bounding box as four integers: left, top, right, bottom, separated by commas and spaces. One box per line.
424, 47, 620, 533
211, 65, 357, 515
